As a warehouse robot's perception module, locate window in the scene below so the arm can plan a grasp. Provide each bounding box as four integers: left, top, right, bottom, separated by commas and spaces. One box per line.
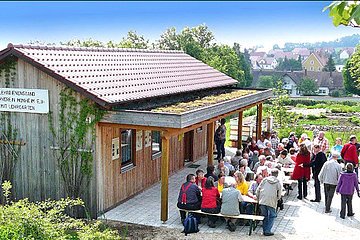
310, 60, 314, 65
152, 131, 161, 158
318, 67, 321, 71
121, 129, 134, 166
310, 66, 314, 71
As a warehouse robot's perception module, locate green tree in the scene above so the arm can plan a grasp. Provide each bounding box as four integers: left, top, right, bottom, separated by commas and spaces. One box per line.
324, 1, 360, 28
257, 75, 275, 88
323, 54, 336, 72
157, 27, 180, 50
343, 46, 360, 95
297, 78, 319, 95
233, 43, 253, 87
157, 24, 214, 61
61, 38, 105, 47
271, 80, 291, 127
118, 31, 149, 49
276, 57, 302, 71
205, 45, 245, 86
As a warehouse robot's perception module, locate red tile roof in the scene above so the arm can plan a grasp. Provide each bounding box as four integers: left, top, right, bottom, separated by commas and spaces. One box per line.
1, 44, 237, 106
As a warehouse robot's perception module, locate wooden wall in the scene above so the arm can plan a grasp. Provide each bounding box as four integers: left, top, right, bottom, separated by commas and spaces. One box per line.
0, 58, 97, 215
193, 125, 208, 161
97, 124, 208, 212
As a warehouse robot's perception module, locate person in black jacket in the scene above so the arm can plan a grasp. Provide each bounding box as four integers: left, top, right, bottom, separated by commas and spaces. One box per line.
177, 174, 202, 223
303, 144, 327, 202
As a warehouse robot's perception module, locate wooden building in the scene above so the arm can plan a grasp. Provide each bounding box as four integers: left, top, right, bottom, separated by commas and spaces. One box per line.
0, 44, 272, 221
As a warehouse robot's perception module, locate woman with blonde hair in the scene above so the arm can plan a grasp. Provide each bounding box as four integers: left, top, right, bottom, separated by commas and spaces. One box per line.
234, 171, 248, 195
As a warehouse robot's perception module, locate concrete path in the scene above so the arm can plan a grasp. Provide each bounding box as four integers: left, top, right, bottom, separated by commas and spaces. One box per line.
101, 148, 360, 238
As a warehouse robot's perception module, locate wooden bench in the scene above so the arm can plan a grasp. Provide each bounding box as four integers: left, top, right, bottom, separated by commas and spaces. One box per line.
283, 176, 297, 196
178, 208, 264, 236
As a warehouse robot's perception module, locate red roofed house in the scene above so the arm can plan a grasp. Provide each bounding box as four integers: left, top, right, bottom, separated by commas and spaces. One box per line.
0, 44, 271, 221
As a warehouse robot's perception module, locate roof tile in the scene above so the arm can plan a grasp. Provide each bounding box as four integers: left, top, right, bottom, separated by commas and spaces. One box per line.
8, 44, 237, 104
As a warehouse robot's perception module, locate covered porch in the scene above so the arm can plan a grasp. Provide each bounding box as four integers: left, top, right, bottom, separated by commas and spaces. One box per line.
100, 149, 299, 235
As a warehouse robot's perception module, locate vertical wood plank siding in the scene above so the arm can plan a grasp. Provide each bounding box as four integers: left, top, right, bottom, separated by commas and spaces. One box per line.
98, 124, 207, 212
0, 59, 97, 215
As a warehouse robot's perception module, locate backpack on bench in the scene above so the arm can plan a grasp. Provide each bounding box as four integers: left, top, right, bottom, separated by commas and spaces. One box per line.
182, 213, 199, 236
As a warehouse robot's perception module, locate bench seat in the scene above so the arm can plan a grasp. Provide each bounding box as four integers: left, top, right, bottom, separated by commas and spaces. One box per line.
178, 208, 264, 235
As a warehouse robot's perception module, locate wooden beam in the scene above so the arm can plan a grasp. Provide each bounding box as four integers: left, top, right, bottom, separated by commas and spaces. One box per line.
207, 122, 215, 166
160, 134, 170, 222
256, 103, 263, 140
98, 122, 171, 132
166, 100, 264, 138
237, 111, 243, 149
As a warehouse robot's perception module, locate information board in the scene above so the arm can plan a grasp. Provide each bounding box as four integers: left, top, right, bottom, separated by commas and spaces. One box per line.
0, 88, 49, 114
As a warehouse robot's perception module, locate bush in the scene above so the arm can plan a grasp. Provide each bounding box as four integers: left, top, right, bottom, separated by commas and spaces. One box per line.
0, 181, 121, 240
277, 126, 303, 140
349, 116, 360, 126
307, 114, 320, 120
330, 90, 340, 97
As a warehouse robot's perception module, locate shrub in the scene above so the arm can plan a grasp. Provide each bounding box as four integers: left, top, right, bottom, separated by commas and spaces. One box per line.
0, 181, 121, 240
349, 116, 360, 126
277, 126, 303, 140
307, 114, 320, 120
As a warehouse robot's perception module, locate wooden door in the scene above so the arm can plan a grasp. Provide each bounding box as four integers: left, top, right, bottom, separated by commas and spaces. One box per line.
184, 130, 194, 162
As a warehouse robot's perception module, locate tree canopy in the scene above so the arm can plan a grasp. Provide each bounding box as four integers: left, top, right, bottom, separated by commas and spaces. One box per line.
297, 78, 319, 95
343, 46, 360, 95
324, 1, 360, 28
323, 55, 336, 72
276, 57, 302, 71
257, 75, 276, 89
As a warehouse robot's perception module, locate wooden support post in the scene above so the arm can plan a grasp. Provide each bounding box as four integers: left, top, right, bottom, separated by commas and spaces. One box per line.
256, 103, 263, 140
207, 122, 215, 166
160, 134, 170, 222
237, 111, 243, 149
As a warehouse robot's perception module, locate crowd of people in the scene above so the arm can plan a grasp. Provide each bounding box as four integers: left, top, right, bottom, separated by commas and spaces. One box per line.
177, 124, 360, 236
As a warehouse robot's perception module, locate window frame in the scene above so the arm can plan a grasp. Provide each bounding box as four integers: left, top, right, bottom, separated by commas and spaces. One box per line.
120, 129, 136, 172
151, 131, 162, 160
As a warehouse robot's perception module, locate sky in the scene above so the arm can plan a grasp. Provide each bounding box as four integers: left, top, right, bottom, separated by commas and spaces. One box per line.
0, 1, 359, 50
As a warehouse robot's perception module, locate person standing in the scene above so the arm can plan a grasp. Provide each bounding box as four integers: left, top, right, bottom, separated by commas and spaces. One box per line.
318, 152, 342, 213
336, 163, 360, 219
215, 118, 226, 160
330, 138, 343, 163
308, 144, 327, 202
177, 174, 202, 223
292, 144, 311, 200
341, 135, 359, 180
256, 169, 282, 236
313, 131, 329, 153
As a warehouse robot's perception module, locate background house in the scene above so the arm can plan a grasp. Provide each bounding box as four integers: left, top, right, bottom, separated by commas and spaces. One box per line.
302, 52, 328, 72
252, 69, 343, 96
339, 47, 355, 59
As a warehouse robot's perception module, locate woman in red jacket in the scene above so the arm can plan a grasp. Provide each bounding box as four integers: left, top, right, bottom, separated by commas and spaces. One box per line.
201, 176, 221, 228
292, 144, 311, 200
